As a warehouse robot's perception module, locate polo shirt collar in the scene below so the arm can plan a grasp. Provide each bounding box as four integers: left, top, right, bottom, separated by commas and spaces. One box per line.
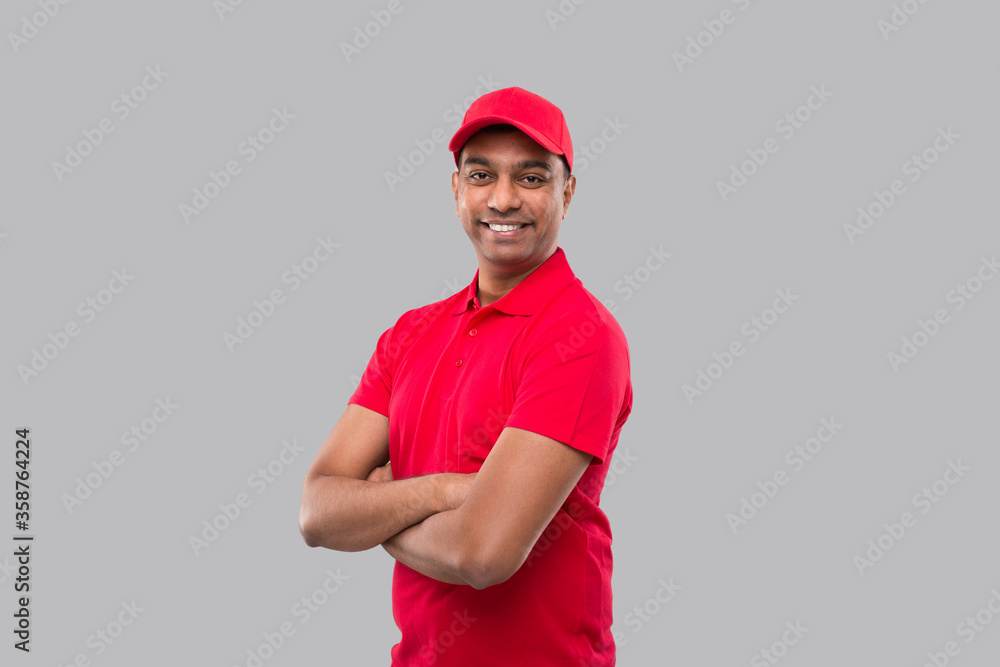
451, 246, 576, 316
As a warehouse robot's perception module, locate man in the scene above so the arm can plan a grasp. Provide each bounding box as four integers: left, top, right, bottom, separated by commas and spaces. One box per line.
299, 87, 633, 665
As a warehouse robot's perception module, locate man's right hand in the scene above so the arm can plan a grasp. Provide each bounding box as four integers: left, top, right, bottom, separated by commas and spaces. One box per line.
300, 404, 482, 552
366, 464, 476, 511
365, 463, 476, 513
365, 463, 476, 510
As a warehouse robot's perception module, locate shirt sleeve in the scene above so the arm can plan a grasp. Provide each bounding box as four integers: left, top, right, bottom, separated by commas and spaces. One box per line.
347, 325, 395, 418
504, 315, 632, 465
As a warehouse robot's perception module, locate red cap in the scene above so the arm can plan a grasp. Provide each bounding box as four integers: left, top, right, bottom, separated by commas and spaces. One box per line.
448, 87, 573, 172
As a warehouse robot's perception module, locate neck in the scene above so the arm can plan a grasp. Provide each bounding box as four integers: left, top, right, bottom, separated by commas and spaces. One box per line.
476, 249, 556, 307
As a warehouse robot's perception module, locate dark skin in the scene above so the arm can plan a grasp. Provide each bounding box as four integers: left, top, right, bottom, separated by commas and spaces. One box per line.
452, 128, 576, 307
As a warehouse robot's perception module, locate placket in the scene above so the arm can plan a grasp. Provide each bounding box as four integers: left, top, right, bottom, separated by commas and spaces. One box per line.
450, 305, 493, 371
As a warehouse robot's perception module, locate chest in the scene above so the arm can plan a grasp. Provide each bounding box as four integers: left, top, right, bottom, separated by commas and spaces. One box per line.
387, 310, 527, 476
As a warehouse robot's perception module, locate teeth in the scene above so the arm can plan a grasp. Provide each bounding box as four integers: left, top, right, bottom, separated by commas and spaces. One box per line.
488, 223, 523, 232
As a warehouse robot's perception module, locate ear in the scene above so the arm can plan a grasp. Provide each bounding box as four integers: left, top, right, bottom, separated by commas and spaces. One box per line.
451, 171, 460, 216
561, 174, 576, 219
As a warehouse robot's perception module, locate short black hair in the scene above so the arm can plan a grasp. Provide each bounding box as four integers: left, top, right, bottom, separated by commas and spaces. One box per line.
457, 124, 571, 182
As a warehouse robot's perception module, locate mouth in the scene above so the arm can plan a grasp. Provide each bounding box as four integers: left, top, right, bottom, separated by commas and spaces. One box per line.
480, 221, 531, 236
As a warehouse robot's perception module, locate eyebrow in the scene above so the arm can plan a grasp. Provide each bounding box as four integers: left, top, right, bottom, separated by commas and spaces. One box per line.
463, 156, 553, 173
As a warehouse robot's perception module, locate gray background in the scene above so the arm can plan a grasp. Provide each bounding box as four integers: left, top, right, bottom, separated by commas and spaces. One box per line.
2, 1, 999, 665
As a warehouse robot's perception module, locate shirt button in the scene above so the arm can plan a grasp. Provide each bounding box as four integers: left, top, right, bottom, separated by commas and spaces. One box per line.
469, 329, 478, 336
455, 359, 463, 367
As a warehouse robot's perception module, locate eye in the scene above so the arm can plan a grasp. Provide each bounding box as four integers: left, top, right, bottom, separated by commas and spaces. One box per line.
521, 175, 546, 186
469, 171, 490, 181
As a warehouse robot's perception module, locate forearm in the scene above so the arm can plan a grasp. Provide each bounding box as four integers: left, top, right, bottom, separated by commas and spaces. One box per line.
300, 473, 448, 552
382, 427, 594, 590
381, 509, 472, 586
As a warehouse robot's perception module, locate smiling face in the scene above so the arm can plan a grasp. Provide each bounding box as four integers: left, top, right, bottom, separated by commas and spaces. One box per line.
452, 126, 575, 277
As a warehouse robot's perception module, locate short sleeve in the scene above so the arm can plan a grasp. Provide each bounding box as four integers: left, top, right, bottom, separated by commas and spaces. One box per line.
505, 317, 632, 465
347, 325, 394, 418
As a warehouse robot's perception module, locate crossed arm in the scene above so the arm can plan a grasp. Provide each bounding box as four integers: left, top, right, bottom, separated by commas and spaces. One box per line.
298, 403, 592, 589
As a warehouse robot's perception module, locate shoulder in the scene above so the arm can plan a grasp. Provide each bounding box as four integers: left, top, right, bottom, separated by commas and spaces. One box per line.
379, 289, 466, 346
538, 278, 629, 344
523, 278, 631, 363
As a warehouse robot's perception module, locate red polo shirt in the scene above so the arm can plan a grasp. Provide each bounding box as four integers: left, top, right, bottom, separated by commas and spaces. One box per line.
348, 246, 633, 666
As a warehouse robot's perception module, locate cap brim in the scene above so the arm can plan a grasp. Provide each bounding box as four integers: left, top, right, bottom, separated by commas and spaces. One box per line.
448, 115, 563, 166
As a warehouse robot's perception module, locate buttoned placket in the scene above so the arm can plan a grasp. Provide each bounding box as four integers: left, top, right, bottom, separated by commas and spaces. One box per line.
453, 305, 492, 369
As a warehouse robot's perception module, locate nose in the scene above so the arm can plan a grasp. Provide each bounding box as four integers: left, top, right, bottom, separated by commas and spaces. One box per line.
487, 175, 521, 213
